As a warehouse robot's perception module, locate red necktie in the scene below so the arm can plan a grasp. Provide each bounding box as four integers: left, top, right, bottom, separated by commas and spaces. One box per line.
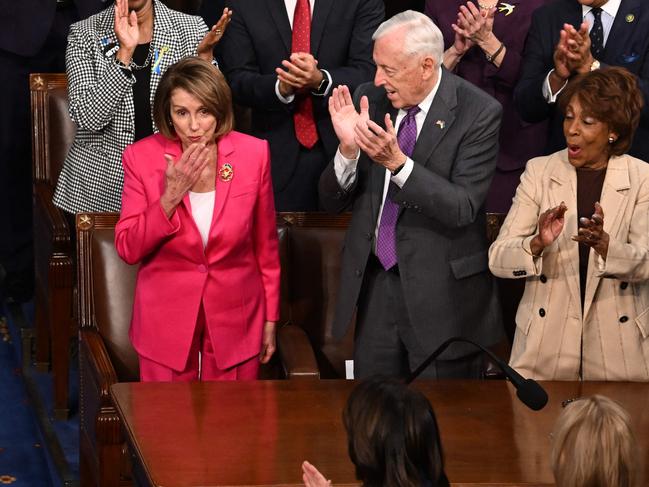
291, 0, 319, 149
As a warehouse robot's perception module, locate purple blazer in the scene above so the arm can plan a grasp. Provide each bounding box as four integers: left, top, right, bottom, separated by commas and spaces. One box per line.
425, 0, 550, 212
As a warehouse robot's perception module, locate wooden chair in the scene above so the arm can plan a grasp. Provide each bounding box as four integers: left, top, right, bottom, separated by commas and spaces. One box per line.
30, 72, 76, 419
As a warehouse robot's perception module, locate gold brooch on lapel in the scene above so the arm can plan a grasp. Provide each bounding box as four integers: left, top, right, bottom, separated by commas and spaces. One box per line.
219, 163, 234, 182
626, 14, 635, 23
435, 120, 445, 130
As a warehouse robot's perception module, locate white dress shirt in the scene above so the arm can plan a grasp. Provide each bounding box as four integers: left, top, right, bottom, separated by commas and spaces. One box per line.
543, 0, 622, 102
189, 190, 215, 248
333, 67, 443, 249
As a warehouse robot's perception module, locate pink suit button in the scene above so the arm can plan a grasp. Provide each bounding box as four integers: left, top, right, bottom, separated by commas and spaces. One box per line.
197, 264, 207, 273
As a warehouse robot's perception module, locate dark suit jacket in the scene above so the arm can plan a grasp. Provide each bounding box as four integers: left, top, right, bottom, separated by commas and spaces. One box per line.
219, 0, 384, 192
0, 0, 108, 56
514, 0, 649, 161
319, 70, 504, 359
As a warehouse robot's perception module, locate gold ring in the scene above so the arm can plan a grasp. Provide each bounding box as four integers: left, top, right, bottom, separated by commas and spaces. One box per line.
215, 29, 222, 35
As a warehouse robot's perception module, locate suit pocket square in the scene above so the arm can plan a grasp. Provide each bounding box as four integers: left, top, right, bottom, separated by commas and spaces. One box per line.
619, 52, 640, 64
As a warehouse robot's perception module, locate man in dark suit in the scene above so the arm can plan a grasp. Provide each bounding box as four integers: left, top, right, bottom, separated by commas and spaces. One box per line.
0, 0, 107, 301
219, 0, 384, 211
514, 0, 649, 161
319, 11, 503, 379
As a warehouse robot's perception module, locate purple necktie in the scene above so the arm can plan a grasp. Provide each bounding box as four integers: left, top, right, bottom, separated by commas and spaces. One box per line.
376, 105, 420, 270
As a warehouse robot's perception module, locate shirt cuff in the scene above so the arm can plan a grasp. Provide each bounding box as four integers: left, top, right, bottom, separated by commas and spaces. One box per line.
543, 69, 568, 103
390, 157, 414, 188
334, 147, 360, 190
275, 78, 295, 104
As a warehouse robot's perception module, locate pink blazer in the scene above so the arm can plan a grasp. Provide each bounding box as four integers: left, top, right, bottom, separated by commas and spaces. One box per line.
115, 132, 280, 371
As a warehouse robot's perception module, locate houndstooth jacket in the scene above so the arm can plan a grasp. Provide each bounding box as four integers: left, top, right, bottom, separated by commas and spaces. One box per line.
54, 0, 208, 213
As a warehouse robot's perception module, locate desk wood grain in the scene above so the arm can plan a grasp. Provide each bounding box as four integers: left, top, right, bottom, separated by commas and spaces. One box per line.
111, 380, 649, 486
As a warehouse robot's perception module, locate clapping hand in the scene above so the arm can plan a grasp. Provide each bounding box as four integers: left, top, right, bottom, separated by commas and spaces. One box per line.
328, 85, 368, 158
160, 143, 211, 217
530, 202, 568, 256
302, 461, 332, 487
197, 8, 232, 62
114, 0, 139, 63
354, 112, 406, 173
572, 202, 609, 260
452, 1, 495, 46
276, 53, 323, 96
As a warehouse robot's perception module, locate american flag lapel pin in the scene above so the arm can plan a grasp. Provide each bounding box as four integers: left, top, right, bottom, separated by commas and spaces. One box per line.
435, 120, 445, 130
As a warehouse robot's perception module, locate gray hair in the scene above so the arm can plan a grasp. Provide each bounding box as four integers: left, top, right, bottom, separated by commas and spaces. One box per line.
372, 10, 444, 64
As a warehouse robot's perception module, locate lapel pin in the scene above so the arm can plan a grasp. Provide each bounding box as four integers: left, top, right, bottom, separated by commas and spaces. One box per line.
626, 14, 635, 23
435, 120, 445, 130
153, 46, 170, 75
498, 2, 515, 16
219, 163, 234, 182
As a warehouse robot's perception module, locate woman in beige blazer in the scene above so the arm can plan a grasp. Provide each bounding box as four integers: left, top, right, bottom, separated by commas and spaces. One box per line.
489, 68, 649, 381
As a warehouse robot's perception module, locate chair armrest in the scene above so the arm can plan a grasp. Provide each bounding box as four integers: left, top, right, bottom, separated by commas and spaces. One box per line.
34, 183, 71, 250
276, 323, 319, 379
80, 329, 119, 403
483, 340, 512, 380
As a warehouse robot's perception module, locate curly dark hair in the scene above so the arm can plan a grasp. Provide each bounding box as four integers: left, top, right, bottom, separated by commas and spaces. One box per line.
343, 376, 448, 487
559, 67, 643, 156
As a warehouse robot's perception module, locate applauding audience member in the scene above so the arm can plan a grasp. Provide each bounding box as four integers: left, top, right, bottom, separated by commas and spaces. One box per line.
426, 0, 549, 212
54, 0, 231, 214
490, 68, 649, 381
115, 58, 280, 381
514, 0, 649, 162
302, 377, 449, 487
552, 395, 640, 487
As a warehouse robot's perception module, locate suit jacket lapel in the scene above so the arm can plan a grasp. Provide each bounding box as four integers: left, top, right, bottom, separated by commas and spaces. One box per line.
150, 0, 179, 131
209, 135, 235, 238
268, 0, 292, 53
583, 156, 630, 318
410, 69, 457, 168
311, 0, 333, 56
602, 0, 641, 64
548, 153, 582, 314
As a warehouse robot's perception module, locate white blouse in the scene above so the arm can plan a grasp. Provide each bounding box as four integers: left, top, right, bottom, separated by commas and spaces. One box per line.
189, 190, 215, 248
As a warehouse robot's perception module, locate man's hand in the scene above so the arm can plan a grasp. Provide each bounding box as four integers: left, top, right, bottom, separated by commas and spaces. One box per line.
354, 113, 406, 173
276, 52, 324, 92
563, 22, 594, 74
197, 7, 232, 62
328, 85, 366, 158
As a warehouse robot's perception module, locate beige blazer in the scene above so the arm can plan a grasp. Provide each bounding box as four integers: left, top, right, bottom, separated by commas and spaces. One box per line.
489, 150, 649, 381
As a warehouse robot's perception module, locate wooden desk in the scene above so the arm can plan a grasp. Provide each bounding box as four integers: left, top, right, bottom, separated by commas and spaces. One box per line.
111, 380, 649, 486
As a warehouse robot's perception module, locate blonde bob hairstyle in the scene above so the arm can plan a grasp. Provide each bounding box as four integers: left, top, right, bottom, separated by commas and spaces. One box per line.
551, 395, 640, 487
153, 57, 234, 141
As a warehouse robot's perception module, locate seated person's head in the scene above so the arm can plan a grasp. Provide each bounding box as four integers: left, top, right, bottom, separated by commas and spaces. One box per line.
551, 395, 639, 487
343, 376, 448, 487
153, 57, 234, 148
559, 67, 643, 161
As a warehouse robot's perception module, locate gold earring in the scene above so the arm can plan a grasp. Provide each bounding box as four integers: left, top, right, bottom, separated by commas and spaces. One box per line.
608, 136, 615, 144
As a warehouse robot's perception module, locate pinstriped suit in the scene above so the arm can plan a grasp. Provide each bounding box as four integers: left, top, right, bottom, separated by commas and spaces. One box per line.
489, 151, 649, 381
54, 0, 208, 213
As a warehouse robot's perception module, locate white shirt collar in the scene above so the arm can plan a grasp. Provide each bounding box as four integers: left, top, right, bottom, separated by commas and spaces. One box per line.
582, 0, 621, 20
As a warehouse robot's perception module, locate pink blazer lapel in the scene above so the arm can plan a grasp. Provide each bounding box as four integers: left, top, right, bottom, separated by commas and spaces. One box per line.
208, 134, 235, 237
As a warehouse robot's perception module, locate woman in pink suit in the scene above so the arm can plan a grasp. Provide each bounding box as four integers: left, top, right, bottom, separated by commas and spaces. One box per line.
115, 57, 280, 382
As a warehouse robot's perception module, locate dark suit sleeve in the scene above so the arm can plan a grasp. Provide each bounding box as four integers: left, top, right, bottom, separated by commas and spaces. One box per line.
396, 99, 503, 229
513, 7, 555, 124
219, 0, 291, 112
319, 0, 384, 91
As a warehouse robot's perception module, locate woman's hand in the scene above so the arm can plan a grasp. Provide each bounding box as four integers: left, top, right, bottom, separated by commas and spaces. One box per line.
302, 461, 332, 487
530, 202, 568, 256
572, 202, 609, 260
259, 321, 276, 364
197, 8, 233, 62
160, 143, 211, 217
114, 0, 139, 63
453, 2, 496, 48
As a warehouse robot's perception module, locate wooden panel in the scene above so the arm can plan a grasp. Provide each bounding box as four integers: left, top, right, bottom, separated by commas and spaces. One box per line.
111, 380, 649, 487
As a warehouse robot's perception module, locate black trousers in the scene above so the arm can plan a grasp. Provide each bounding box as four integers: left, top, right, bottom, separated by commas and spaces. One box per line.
273, 142, 328, 212
353, 254, 483, 380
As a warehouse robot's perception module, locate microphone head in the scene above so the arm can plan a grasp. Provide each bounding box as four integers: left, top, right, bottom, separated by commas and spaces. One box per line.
516, 379, 548, 411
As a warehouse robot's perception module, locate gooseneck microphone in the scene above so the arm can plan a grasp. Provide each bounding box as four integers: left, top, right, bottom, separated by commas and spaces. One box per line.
405, 337, 548, 411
